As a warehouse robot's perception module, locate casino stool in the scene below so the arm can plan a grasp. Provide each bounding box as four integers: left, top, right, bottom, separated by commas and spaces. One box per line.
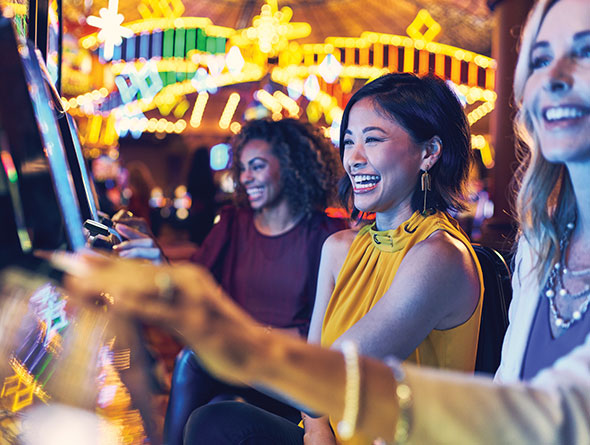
472, 244, 513, 374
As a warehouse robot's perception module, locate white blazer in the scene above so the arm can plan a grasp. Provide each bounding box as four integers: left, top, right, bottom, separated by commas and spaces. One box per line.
403, 238, 590, 444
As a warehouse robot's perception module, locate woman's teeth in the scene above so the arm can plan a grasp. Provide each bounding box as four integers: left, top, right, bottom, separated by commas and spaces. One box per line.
353, 175, 381, 190
247, 187, 263, 198
544, 106, 589, 122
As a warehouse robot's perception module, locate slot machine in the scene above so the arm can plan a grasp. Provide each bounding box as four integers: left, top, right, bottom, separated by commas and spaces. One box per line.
0, 15, 85, 253
0, 14, 151, 443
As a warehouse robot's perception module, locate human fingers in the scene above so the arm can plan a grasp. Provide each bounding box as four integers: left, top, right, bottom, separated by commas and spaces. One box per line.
114, 222, 150, 240
48, 249, 113, 276
114, 237, 157, 250
108, 279, 178, 325
63, 258, 161, 305
111, 209, 134, 222
114, 217, 152, 235
117, 247, 163, 263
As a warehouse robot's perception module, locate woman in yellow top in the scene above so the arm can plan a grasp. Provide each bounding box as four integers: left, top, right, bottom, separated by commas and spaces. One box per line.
303, 73, 483, 444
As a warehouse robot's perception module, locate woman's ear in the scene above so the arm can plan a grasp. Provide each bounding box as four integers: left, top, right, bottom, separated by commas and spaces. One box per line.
420, 136, 442, 171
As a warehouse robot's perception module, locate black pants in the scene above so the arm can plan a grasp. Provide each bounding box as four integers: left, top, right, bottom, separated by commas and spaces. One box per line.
185, 401, 304, 445
163, 348, 301, 445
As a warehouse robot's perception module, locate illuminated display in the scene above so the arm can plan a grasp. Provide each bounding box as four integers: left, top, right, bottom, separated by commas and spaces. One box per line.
86, 0, 133, 61
68, 3, 496, 164
210, 143, 230, 171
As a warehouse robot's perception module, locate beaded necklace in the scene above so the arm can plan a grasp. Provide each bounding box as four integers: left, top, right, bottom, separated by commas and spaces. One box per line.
544, 222, 590, 329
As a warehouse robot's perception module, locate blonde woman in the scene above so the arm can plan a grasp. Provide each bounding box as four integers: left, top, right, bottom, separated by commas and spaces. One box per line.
62, 0, 590, 442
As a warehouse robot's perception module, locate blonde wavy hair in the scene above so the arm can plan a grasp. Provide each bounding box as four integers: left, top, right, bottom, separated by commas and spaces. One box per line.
513, 0, 577, 284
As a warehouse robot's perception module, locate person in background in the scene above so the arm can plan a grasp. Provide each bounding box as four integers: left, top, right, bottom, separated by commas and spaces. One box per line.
125, 161, 156, 225
164, 118, 346, 444
185, 147, 217, 246
62, 0, 590, 443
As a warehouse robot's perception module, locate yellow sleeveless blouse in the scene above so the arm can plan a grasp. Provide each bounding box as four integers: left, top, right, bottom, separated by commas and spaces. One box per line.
322, 210, 484, 443
322, 210, 483, 368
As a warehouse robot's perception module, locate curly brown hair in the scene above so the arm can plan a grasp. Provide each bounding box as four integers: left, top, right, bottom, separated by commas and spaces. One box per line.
231, 118, 342, 218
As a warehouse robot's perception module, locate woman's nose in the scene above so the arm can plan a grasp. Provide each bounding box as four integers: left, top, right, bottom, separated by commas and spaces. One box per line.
241, 169, 253, 184
346, 145, 368, 172
543, 57, 573, 95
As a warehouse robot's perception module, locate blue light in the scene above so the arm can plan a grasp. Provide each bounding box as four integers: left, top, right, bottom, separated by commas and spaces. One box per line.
125, 36, 136, 61
210, 143, 231, 171
140, 33, 149, 59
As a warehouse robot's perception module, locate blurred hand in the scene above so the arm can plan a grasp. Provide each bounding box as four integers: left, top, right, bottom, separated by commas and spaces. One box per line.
59, 254, 264, 384
112, 223, 165, 264
111, 211, 153, 236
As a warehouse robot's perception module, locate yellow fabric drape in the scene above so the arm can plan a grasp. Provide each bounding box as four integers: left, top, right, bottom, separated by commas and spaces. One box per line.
321, 210, 484, 444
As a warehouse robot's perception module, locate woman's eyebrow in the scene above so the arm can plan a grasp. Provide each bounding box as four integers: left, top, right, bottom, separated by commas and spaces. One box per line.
362, 126, 387, 134
573, 30, 590, 41
247, 157, 268, 166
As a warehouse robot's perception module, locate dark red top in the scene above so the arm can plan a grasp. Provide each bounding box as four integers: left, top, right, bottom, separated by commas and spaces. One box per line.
191, 206, 346, 337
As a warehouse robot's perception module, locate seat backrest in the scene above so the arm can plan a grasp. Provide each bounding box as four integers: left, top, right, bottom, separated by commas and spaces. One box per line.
472, 244, 513, 374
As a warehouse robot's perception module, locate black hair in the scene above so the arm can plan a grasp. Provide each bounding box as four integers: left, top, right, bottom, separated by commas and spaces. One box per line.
338, 72, 473, 219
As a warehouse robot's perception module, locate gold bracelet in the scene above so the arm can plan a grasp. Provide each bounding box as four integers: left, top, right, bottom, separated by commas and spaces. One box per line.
337, 340, 360, 440
385, 357, 413, 444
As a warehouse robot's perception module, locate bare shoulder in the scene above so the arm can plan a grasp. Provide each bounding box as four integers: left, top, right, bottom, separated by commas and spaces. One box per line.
399, 230, 480, 328
323, 228, 357, 257
405, 230, 478, 285
321, 229, 358, 280
412, 230, 472, 264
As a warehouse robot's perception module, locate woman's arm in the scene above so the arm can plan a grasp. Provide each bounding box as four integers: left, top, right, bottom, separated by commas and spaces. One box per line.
60, 255, 590, 444
307, 230, 356, 344
495, 238, 536, 383
404, 340, 590, 444
304, 230, 355, 444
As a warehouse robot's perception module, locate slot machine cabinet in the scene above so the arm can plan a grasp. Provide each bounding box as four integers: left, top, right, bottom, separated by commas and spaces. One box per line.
28, 0, 61, 93
0, 15, 85, 252
0, 154, 26, 261
57, 113, 124, 244
0, 18, 154, 443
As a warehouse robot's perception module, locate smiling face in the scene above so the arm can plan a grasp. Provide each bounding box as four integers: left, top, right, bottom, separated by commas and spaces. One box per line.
523, 0, 590, 164
238, 139, 284, 211
342, 98, 427, 216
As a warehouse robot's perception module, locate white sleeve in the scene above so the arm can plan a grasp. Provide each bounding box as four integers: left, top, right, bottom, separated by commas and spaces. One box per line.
405, 337, 590, 444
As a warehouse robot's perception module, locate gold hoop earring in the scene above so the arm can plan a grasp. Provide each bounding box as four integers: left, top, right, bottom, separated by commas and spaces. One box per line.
421, 169, 431, 215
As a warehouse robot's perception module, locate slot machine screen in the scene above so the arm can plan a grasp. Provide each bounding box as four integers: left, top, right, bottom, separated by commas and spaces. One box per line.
0, 16, 85, 251
59, 112, 100, 222
0, 148, 26, 259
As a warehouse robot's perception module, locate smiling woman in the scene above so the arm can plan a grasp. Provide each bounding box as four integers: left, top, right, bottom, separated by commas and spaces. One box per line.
521, 7, 590, 165
163, 118, 346, 445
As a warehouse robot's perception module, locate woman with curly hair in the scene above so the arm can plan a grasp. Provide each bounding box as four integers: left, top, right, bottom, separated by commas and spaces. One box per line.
163, 118, 346, 444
